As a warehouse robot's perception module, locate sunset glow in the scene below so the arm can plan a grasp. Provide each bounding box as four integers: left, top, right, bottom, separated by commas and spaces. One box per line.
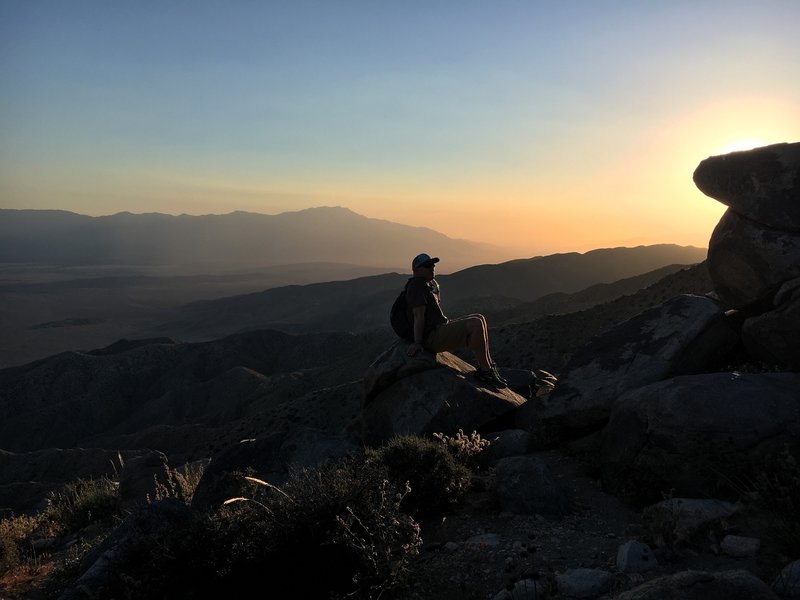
1, 1, 799, 257
715, 139, 770, 155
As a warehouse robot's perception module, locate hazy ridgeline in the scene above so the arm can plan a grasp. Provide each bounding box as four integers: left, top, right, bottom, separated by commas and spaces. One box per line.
0, 207, 510, 273
0, 207, 706, 367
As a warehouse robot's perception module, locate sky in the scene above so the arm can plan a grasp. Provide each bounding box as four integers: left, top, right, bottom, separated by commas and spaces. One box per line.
1, 0, 799, 256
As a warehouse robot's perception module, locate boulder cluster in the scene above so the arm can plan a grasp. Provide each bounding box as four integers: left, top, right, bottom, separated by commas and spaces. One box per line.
694, 141, 800, 367
529, 143, 800, 506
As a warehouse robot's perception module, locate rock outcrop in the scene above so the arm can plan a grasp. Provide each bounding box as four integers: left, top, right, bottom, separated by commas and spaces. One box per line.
536, 294, 738, 439
741, 276, 800, 367
706, 209, 800, 308
693, 142, 800, 231
360, 347, 526, 445
363, 340, 440, 403
695, 141, 800, 366
600, 372, 800, 502
535, 143, 800, 509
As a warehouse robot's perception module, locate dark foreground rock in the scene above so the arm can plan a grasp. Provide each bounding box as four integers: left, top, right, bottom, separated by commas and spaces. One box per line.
707, 209, 800, 309
742, 276, 800, 368
537, 294, 737, 440
601, 372, 800, 503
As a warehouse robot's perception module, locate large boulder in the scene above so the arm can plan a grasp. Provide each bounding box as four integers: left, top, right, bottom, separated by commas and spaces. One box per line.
192, 425, 358, 510
363, 340, 440, 404
601, 372, 800, 503
707, 209, 800, 309
693, 142, 800, 232
360, 352, 526, 445
742, 277, 800, 368
493, 455, 567, 516
536, 295, 738, 439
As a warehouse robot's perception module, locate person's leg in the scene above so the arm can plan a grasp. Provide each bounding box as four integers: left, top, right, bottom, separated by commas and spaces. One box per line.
462, 316, 491, 371
455, 314, 496, 368
463, 314, 507, 384
425, 318, 506, 386
425, 317, 489, 369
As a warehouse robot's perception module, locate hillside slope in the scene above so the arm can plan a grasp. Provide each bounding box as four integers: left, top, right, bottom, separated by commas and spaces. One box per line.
162, 245, 706, 340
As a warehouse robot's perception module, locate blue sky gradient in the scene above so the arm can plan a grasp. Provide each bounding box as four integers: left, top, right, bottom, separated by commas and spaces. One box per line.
2, 1, 799, 253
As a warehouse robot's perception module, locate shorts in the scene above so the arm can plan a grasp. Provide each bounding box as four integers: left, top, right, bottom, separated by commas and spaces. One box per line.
423, 316, 473, 353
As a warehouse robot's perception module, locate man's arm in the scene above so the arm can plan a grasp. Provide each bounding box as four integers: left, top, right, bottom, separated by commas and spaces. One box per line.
407, 305, 426, 356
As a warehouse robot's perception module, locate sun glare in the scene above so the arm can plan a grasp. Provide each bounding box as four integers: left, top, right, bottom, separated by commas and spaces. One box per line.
715, 139, 769, 155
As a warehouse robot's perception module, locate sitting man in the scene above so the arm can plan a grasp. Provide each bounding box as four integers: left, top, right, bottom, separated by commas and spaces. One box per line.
405, 252, 507, 388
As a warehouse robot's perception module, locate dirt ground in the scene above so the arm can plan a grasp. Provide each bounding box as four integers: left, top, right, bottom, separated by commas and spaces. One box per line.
405, 448, 788, 600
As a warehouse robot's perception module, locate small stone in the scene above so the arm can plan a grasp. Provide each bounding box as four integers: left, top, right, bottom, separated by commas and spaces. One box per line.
443, 542, 459, 553
616, 540, 658, 573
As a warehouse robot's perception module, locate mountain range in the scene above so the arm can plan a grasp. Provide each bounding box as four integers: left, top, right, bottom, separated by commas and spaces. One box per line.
0, 205, 705, 366
0, 207, 510, 273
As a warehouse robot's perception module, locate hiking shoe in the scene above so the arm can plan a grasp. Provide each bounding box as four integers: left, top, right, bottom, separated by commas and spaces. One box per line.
490, 364, 509, 385
474, 368, 508, 388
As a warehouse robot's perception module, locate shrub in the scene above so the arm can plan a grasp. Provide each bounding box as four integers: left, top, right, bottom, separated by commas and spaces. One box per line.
44, 477, 121, 534
433, 429, 491, 469
369, 434, 472, 516
152, 461, 206, 504
0, 514, 41, 576
247, 457, 421, 598
91, 456, 421, 599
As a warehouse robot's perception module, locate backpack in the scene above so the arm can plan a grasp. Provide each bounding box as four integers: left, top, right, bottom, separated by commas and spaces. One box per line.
390, 282, 413, 340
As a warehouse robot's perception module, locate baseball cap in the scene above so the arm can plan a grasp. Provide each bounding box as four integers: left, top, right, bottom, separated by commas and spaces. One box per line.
412, 253, 440, 270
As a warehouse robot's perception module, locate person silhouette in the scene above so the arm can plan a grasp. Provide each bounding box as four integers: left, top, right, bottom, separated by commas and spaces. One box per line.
404, 253, 507, 387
